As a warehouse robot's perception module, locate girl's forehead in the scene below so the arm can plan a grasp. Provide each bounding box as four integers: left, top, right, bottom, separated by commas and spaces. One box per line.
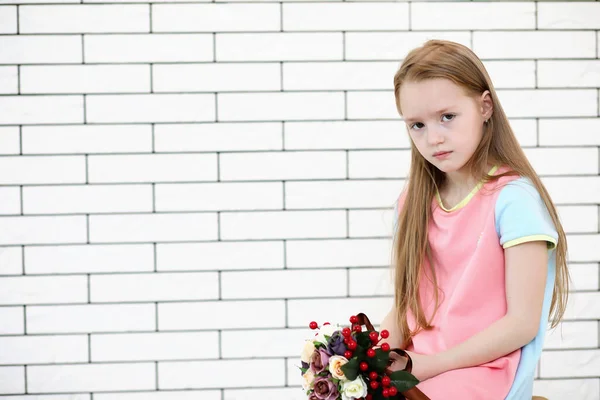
399, 79, 471, 118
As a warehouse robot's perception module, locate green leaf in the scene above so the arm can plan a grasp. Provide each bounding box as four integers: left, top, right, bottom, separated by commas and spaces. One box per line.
369, 348, 390, 371
388, 370, 420, 391
340, 357, 359, 381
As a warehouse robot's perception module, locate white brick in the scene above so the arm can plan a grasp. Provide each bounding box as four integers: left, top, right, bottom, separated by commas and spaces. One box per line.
540, 349, 600, 378
287, 297, 392, 328
564, 291, 600, 319
95, 392, 219, 400
533, 378, 600, 400
91, 331, 218, 361
283, 3, 408, 31
0, 366, 25, 394
216, 33, 342, 62
26, 244, 154, 274
566, 234, 600, 263
220, 210, 346, 240
0, 66, 18, 94
4, 396, 90, 400
23, 185, 153, 214
0, 96, 84, 124
91, 272, 218, 302
345, 32, 471, 60
0, 187, 20, 215
154, 63, 280, 92
154, 122, 281, 152
159, 359, 284, 389
473, 31, 596, 59
0, 335, 87, 364
0, 6, 17, 33
153, 4, 279, 32
349, 267, 394, 296
158, 300, 285, 330
285, 180, 400, 209
538, 60, 600, 88
222, 269, 346, 299
508, 118, 538, 147
0, 126, 20, 154
285, 120, 408, 150
21, 65, 151, 94
557, 206, 598, 234
0, 156, 85, 185
569, 263, 599, 291
28, 363, 155, 393
26, 304, 155, 334
89, 213, 217, 243
524, 147, 598, 175
220, 151, 345, 180
86, 94, 215, 124
156, 241, 284, 271
538, 3, 600, 29
85, 34, 213, 63
287, 357, 304, 388
221, 328, 307, 358
287, 239, 393, 268
218, 92, 344, 121
483, 61, 536, 88
347, 91, 398, 119
0, 216, 86, 245
543, 321, 598, 350
88, 154, 217, 183
0, 246, 22, 275
22, 124, 152, 154
498, 89, 597, 118
542, 176, 600, 204
412, 2, 534, 30
539, 118, 600, 146
0, 306, 24, 334
20, 5, 149, 33
0, 36, 81, 64
155, 182, 283, 212
349, 150, 411, 178
0, 275, 87, 305
225, 388, 305, 400
350, 209, 396, 238
283, 61, 398, 91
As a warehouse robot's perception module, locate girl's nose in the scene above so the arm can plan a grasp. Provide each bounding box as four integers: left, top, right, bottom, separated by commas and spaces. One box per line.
427, 127, 445, 146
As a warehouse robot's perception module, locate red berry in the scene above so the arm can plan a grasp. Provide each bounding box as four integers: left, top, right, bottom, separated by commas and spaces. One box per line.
343, 338, 349, 344
347, 340, 357, 350
370, 381, 379, 390
349, 315, 358, 324
382, 376, 391, 387
344, 350, 353, 359
389, 387, 398, 396
382, 388, 390, 398
369, 331, 379, 342
367, 348, 376, 357
369, 371, 378, 380
359, 362, 369, 371
353, 325, 362, 333
342, 327, 352, 337
380, 329, 389, 339
366, 395, 373, 400
323, 322, 330, 325
381, 343, 390, 352
309, 321, 318, 330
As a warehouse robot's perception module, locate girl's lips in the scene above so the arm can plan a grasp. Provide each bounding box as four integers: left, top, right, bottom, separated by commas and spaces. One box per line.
434, 151, 452, 159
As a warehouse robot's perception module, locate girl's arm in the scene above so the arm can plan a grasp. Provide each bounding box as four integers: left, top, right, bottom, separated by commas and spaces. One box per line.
379, 305, 410, 350
431, 240, 549, 376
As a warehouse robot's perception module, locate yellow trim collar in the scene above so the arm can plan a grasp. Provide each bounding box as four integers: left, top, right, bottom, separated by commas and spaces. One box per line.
436, 165, 499, 212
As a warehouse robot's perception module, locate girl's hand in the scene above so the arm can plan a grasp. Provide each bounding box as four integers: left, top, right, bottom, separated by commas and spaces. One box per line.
388, 350, 441, 382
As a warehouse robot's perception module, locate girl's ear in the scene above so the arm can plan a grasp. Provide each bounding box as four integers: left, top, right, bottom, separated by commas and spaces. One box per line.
480, 90, 493, 121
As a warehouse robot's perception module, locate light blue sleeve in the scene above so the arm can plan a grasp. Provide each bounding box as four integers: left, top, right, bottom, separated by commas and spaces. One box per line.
494, 177, 558, 250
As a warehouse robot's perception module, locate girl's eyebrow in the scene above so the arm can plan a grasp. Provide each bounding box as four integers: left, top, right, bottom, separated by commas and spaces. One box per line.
403, 107, 455, 123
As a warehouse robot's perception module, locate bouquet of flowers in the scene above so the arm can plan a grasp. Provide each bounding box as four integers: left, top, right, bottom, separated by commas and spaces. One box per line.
298, 313, 425, 400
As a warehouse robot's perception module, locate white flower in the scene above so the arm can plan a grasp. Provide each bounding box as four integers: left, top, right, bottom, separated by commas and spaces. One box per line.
314, 323, 342, 345
302, 369, 315, 391
341, 375, 368, 400
328, 355, 349, 381
301, 340, 316, 363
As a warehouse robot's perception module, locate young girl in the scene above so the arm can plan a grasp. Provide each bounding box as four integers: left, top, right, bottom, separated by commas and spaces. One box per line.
379, 40, 570, 399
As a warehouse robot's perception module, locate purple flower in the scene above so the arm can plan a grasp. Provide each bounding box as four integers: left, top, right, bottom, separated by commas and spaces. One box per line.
310, 348, 331, 375
326, 330, 347, 356
312, 376, 339, 400
308, 394, 319, 400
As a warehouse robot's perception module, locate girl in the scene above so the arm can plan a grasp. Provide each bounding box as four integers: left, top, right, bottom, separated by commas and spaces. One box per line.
379, 40, 570, 399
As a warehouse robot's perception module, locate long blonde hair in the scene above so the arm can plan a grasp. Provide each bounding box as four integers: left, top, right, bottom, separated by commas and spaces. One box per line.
391, 40, 570, 347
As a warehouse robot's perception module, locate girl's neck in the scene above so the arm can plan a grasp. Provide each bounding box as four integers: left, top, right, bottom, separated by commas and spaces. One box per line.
441, 163, 495, 196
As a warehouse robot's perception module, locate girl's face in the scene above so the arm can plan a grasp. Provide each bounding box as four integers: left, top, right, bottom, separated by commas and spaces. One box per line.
399, 78, 492, 175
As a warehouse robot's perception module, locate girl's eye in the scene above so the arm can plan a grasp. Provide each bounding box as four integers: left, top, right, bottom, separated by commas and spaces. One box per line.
410, 122, 424, 130
442, 114, 455, 122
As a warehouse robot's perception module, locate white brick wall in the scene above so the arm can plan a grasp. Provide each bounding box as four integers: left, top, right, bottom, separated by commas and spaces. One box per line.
0, 1, 598, 398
